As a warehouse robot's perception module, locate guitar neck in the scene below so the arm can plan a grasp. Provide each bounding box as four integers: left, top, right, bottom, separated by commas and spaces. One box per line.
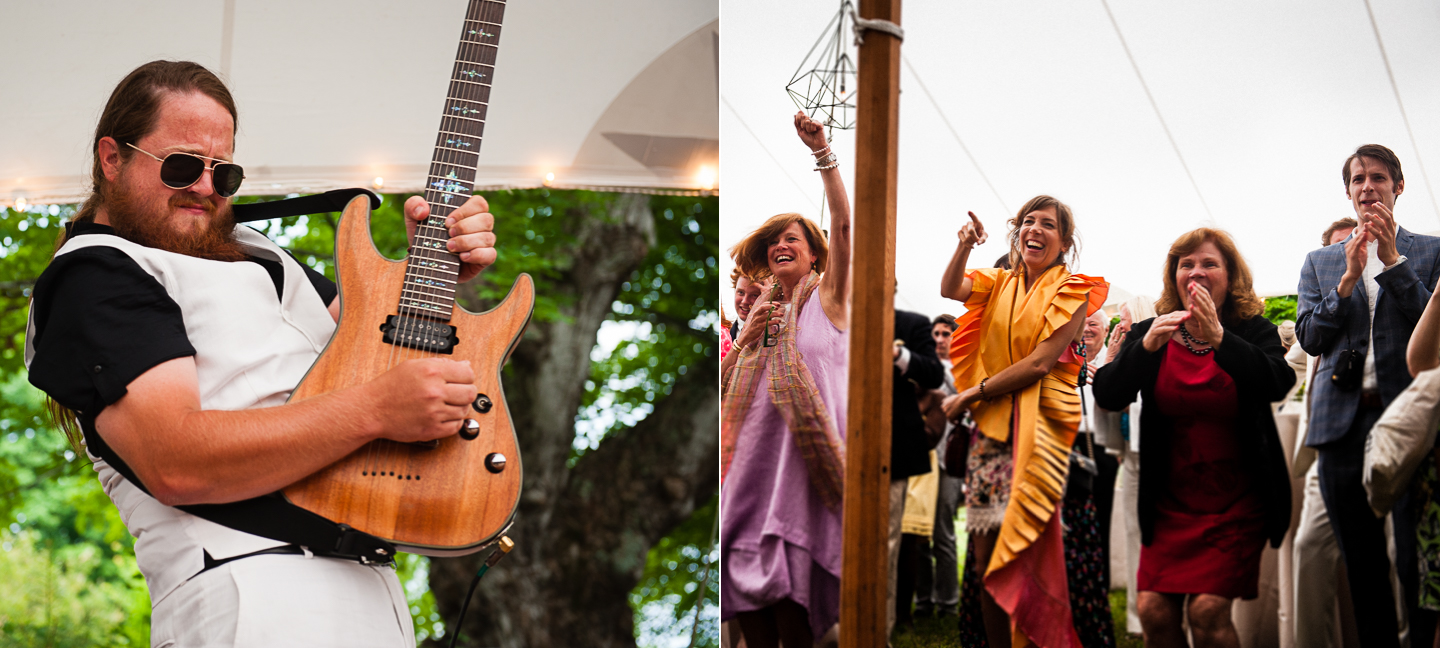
403, 0, 507, 322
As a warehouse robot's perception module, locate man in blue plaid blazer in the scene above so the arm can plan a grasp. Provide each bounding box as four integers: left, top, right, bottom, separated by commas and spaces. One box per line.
1297, 144, 1440, 648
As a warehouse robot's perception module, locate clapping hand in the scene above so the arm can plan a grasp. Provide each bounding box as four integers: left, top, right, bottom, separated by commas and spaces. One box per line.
1104, 320, 1129, 363
1143, 311, 1191, 352
1186, 282, 1224, 347
1342, 223, 1371, 287
1365, 200, 1400, 266
959, 211, 989, 248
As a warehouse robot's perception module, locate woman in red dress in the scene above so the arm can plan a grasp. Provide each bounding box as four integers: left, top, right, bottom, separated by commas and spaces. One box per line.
1092, 228, 1294, 648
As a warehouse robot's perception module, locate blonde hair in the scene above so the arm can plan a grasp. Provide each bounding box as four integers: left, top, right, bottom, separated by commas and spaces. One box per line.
1124, 294, 1157, 321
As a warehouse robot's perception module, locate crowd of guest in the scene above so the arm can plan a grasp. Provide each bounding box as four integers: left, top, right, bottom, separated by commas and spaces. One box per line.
720, 124, 1440, 648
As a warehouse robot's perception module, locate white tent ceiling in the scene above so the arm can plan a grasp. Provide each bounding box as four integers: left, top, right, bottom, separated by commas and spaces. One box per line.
0, 0, 718, 206
720, 0, 1440, 322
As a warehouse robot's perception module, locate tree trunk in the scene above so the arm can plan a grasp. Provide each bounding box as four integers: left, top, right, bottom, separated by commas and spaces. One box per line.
428, 193, 719, 647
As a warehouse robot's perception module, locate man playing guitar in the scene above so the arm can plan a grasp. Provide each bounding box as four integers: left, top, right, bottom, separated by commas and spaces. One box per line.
25, 60, 494, 645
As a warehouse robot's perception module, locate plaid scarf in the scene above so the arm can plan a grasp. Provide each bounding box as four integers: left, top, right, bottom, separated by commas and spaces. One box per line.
720, 272, 845, 511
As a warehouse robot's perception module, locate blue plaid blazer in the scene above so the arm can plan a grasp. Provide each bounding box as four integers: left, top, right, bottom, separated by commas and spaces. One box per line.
1297, 226, 1440, 446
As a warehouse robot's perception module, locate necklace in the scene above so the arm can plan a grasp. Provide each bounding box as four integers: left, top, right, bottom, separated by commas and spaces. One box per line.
1178, 324, 1212, 356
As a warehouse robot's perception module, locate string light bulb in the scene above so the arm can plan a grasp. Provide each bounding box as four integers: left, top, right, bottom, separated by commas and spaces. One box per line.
13, 197, 26, 213
543, 172, 555, 187
372, 176, 385, 190
696, 166, 716, 191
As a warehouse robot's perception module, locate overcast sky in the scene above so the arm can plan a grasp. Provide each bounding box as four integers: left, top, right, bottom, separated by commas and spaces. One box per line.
720, 0, 1440, 323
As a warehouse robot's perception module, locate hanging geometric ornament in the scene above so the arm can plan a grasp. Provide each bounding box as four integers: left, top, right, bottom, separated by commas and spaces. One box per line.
786, 0, 858, 131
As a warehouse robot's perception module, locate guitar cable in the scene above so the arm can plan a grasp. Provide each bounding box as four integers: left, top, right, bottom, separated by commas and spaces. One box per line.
448, 535, 515, 648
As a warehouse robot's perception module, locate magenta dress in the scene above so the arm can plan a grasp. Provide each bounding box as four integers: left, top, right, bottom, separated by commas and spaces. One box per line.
720, 293, 848, 638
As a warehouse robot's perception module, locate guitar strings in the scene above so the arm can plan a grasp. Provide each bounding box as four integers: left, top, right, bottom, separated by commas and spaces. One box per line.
368, 24, 490, 483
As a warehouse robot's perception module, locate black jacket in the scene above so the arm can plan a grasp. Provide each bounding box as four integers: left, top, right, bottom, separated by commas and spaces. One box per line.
1092, 315, 1295, 548
892, 309, 945, 480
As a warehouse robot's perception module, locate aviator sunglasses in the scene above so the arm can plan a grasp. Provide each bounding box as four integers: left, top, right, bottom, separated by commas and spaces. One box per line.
125, 143, 245, 198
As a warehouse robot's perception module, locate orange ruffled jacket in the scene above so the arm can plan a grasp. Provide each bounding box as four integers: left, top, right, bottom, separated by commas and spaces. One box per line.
949, 265, 1108, 648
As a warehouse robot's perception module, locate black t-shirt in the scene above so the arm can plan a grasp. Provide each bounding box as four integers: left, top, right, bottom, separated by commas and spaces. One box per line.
27, 222, 336, 486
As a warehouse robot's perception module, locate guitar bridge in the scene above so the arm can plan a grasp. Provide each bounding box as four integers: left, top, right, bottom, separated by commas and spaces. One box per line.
380, 315, 459, 354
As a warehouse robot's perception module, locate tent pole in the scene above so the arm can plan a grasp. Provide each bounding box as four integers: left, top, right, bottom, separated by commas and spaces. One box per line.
839, 0, 901, 645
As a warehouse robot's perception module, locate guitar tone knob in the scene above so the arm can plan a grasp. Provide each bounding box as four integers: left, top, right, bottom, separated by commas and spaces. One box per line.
458, 418, 481, 440
485, 452, 507, 473
473, 394, 493, 414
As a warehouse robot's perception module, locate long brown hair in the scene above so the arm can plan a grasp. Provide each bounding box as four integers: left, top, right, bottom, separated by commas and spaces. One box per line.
1005, 195, 1079, 275
1156, 228, 1264, 324
47, 61, 238, 452
728, 212, 829, 282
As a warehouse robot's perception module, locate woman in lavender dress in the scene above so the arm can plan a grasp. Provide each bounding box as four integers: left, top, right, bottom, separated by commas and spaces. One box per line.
719, 112, 852, 647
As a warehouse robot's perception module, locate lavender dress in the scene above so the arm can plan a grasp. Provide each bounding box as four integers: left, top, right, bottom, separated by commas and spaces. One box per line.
721, 292, 848, 639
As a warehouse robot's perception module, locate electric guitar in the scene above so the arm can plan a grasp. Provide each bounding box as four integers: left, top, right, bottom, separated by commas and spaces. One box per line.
283, 0, 530, 557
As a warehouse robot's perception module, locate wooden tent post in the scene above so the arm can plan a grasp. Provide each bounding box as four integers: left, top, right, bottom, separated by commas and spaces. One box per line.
840, 0, 902, 645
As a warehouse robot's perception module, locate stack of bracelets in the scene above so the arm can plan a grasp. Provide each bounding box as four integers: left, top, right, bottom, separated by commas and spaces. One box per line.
812, 144, 838, 171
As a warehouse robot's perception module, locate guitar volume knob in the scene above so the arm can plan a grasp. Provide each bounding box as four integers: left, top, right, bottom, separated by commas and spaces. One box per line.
458, 418, 481, 440
485, 452, 507, 473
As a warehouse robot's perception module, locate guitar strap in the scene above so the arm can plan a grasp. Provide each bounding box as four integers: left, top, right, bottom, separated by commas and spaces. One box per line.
79, 413, 398, 565
231, 188, 381, 223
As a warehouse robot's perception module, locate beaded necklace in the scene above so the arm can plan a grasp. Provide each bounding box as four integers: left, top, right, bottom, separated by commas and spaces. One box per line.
1178, 323, 1212, 356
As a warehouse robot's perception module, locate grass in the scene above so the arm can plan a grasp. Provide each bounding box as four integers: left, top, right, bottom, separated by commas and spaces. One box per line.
889, 506, 1143, 647
887, 593, 1146, 648
890, 590, 1142, 647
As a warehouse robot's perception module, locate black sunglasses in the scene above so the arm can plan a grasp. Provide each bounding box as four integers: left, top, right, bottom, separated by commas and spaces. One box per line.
126, 143, 245, 198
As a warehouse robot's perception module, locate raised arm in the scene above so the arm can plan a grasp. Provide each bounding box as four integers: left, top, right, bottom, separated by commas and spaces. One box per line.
939, 211, 988, 303
792, 112, 852, 330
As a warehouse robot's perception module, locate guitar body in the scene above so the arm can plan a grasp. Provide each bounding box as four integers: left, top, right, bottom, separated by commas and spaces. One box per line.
283, 195, 532, 556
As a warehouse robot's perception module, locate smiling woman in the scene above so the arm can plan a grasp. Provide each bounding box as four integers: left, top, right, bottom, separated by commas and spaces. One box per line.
938, 194, 1110, 648
719, 112, 853, 647
1093, 228, 1293, 648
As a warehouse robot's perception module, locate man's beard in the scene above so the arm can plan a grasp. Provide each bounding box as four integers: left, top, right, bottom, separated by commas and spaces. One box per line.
105, 180, 248, 262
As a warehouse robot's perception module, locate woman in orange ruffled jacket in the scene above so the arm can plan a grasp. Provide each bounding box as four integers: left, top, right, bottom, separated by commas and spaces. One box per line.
939, 195, 1107, 648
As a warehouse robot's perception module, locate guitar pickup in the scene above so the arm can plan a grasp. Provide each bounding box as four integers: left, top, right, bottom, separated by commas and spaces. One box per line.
380, 315, 459, 354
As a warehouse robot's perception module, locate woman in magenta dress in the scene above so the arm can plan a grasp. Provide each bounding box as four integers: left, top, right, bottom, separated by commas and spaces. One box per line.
1092, 228, 1294, 648
718, 111, 852, 648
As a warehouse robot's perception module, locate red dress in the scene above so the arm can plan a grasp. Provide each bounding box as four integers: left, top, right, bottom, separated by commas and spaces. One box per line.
1136, 339, 1266, 599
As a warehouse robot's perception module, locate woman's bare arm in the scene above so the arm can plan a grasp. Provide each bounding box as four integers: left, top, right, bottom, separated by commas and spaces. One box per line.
1408, 288, 1440, 377
944, 307, 1087, 420
939, 212, 987, 303
790, 111, 851, 331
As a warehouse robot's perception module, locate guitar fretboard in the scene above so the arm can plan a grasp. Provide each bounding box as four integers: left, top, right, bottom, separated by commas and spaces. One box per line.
403, 0, 506, 322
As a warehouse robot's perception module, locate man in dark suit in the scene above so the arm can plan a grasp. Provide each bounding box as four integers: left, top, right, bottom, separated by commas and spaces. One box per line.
1297, 144, 1440, 648
886, 308, 945, 639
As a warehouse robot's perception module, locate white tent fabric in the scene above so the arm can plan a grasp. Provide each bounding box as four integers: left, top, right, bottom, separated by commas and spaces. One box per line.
0, 0, 718, 206
719, 0, 1440, 320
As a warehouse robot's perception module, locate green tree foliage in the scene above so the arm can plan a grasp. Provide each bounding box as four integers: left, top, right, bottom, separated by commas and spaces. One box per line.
0, 204, 149, 645
1264, 295, 1298, 325
0, 189, 718, 646
631, 494, 718, 648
